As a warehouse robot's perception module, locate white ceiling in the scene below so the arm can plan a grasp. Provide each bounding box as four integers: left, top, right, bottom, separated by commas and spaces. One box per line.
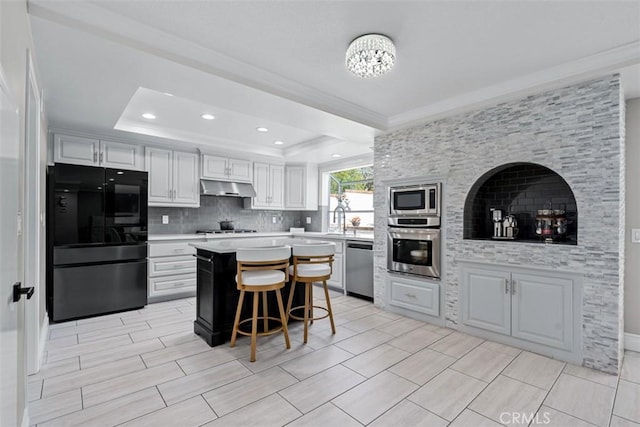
28, 1, 640, 164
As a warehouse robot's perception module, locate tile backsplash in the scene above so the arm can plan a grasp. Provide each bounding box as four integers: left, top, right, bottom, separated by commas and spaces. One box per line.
148, 196, 321, 234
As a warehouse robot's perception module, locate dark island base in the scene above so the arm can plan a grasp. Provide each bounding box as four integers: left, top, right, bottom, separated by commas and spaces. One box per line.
193, 249, 305, 348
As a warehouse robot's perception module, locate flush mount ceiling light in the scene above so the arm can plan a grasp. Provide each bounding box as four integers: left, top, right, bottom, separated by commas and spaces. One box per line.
201, 114, 215, 120
346, 34, 396, 78
142, 113, 156, 119
256, 127, 269, 132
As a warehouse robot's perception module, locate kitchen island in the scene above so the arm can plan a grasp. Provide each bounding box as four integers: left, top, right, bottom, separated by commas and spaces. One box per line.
189, 238, 313, 347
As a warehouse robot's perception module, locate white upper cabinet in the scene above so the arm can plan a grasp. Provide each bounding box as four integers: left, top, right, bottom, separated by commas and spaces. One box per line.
201, 154, 252, 182
285, 163, 318, 210
246, 162, 284, 209
100, 140, 144, 170
54, 134, 100, 166
173, 151, 199, 206
54, 134, 143, 170
146, 148, 199, 208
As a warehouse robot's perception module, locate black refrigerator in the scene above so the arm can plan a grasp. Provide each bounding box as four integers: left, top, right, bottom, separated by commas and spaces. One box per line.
47, 164, 148, 322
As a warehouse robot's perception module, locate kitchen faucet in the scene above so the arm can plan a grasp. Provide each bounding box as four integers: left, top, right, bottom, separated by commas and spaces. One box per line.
333, 205, 347, 234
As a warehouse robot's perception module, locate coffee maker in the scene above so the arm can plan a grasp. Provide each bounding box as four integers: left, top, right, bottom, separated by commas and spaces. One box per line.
491, 208, 504, 238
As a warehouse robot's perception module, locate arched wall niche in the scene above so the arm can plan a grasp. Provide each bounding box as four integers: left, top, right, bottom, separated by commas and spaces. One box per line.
463, 162, 578, 245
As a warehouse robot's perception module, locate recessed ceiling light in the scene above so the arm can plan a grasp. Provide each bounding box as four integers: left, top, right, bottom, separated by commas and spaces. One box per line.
163, 92, 174, 97
201, 114, 215, 120
274, 140, 284, 145
117, 171, 124, 175
142, 113, 156, 119
332, 153, 342, 158
256, 127, 268, 132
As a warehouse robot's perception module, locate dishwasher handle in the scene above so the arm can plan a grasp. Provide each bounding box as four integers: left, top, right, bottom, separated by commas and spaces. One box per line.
347, 242, 373, 250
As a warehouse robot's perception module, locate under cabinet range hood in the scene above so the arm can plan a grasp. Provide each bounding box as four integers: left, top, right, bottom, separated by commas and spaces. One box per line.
200, 179, 257, 198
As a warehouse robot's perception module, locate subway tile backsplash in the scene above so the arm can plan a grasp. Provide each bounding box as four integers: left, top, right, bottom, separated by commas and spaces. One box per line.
148, 196, 321, 234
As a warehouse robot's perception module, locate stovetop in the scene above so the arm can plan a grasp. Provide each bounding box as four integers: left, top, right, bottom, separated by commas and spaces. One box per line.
196, 229, 258, 234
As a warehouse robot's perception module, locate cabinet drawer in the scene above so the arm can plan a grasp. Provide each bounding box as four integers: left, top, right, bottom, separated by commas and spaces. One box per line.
149, 256, 196, 277
149, 242, 196, 258
149, 274, 196, 296
389, 278, 439, 317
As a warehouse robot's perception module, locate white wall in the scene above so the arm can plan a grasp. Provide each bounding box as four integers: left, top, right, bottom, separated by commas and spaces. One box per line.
625, 98, 640, 335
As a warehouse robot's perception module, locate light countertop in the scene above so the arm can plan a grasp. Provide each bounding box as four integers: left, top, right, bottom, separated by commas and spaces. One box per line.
149, 231, 373, 243
148, 232, 292, 241
190, 237, 327, 254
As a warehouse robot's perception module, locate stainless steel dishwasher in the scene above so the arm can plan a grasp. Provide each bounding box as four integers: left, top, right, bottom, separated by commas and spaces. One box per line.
346, 240, 374, 300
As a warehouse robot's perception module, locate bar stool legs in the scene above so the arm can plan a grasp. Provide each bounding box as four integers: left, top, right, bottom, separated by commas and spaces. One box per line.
287, 280, 336, 344
230, 287, 291, 363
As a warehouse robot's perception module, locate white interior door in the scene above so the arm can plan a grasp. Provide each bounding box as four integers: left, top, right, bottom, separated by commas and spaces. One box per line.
25, 54, 42, 375
0, 65, 25, 427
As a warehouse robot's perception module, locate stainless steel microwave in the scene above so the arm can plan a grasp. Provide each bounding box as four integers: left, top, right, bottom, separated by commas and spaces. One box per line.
389, 183, 440, 216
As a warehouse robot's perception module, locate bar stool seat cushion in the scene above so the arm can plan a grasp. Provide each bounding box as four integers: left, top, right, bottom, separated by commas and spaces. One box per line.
289, 263, 331, 278
236, 270, 286, 286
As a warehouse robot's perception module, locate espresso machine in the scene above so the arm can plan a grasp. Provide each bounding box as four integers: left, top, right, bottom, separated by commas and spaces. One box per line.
491, 208, 504, 238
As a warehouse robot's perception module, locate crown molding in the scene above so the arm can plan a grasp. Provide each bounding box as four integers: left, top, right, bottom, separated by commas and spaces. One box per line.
387, 41, 640, 131
28, 1, 387, 130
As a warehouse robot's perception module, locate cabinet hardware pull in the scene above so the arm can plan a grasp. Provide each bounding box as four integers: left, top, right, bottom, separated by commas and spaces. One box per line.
405, 293, 417, 298
194, 254, 213, 262
93, 151, 98, 162
173, 282, 184, 287
505, 279, 509, 294
168, 188, 171, 198
99, 152, 103, 163
174, 248, 185, 252
512, 280, 516, 295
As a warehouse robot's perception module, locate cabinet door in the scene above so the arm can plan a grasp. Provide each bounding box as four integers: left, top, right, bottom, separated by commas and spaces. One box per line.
511, 273, 573, 350
100, 140, 143, 171
461, 266, 511, 336
252, 162, 270, 208
285, 165, 305, 209
228, 158, 253, 182
54, 134, 99, 166
327, 253, 343, 290
201, 154, 228, 180
269, 164, 285, 209
389, 276, 439, 317
145, 147, 173, 205
173, 151, 200, 207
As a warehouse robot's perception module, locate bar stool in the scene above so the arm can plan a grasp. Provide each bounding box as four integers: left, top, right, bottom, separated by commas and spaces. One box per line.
286, 242, 336, 343
230, 245, 292, 362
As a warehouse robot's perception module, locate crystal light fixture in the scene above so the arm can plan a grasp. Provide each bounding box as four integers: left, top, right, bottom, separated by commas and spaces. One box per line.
346, 34, 396, 78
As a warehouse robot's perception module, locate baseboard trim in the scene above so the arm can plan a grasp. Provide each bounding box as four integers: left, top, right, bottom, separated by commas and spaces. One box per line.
625, 332, 640, 352
21, 406, 29, 427
38, 315, 49, 368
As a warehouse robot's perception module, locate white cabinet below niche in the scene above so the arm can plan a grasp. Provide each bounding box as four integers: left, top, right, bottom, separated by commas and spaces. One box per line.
461, 262, 576, 351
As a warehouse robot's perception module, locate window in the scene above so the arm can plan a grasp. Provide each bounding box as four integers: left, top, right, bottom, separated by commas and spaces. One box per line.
327, 166, 373, 232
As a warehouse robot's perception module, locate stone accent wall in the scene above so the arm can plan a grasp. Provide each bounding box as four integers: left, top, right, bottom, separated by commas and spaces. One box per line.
374, 75, 624, 374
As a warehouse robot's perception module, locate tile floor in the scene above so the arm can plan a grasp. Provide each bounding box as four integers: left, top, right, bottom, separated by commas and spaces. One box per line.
28, 290, 640, 426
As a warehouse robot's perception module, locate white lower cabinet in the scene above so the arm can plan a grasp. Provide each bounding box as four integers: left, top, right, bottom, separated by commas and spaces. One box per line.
461, 263, 574, 351
148, 240, 198, 299
388, 274, 440, 317
327, 253, 344, 290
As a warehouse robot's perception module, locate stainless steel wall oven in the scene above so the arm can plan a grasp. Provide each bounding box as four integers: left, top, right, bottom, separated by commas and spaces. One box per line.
388, 183, 442, 279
